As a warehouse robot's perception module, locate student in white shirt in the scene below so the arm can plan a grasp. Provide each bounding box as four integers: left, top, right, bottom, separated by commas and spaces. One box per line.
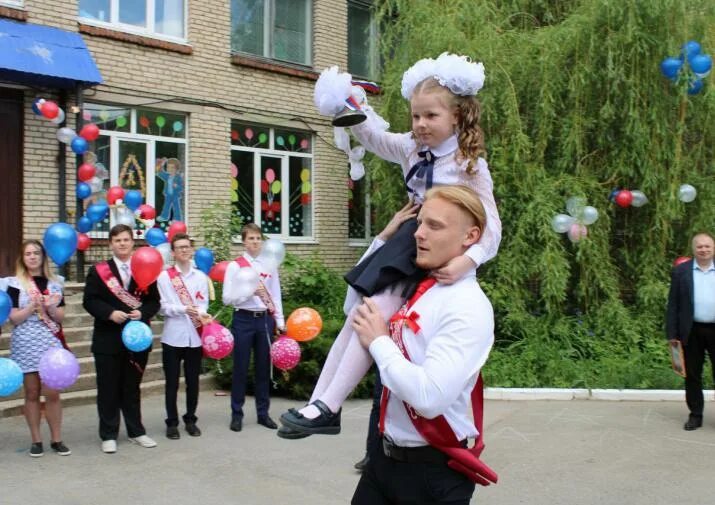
157, 233, 211, 439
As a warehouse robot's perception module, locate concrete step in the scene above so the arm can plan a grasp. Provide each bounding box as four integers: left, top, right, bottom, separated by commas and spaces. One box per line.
0, 350, 163, 376
0, 375, 216, 418
0, 334, 165, 359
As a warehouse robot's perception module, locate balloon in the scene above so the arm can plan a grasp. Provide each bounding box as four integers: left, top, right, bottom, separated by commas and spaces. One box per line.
114, 206, 136, 228
300, 168, 310, 182
43, 222, 78, 266
156, 115, 166, 128
38, 348, 80, 390
172, 120, 183, 132
139, 116, 150, 128
155, 242, 172, 268
76, 216, 92, 233
76, 182, 92, 199
76, 232, 91, 251
276, 136, 285, 146
56, 127, 76, 144
209, 261, 230, 282
678, 184, 697, 203
124, 189, 143, 211
41, 101, 60, 119
231, 163, 238, 177
77, 163, 96, 182
630, 190, 648, 208
168, 221, 187, 241
107, 186, 125, 205
137, 204, 156, 220
258, 132, 267, 144
0, 358, 23, 397
550, 214, 574, 234
231, 267, 260, 298
79, 123, 100, 142
565, 197, 586, 218
88, 176, 104, 193
265, 168, 275, 183
614, 190, 633, 208
71, 136, 89, 155
115, 116, 127, 128
245, 128, 254, 140
673, 256, 691, 267
50, 108, 65, 125
145, 227, 167, 246
688, 79, 704, 95
581, 206, 599, 225
567, 223, 588, 243
690, 54, 712, 77
201, 322, 234, 359
194, 247, 215, 274
0, 290, 11, 325
271, 336, 301, 371
300, 139, 309, 150
660, 57, 683, 79
259, 238, 286, 267
87, 202, 109, 223
122, 321, 153, 352
271, 180, 282, 194
682, 40, 701, 62
131, 246, 164, 290
31, 98, 45, 116
94, 162, 109, 180
286, 307, 322, 342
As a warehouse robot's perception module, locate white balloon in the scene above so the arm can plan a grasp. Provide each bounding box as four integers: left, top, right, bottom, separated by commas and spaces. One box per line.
260, 238, 286, 266
566, 197, 586, 218
581, 206, 599, 225
234, 267, 260, 298
94, 162, 109, 180
630, 190, 648, 208
114, 206, 136, 228
551, 214, 575, 234
155, 242, 172, 268
88, 176, 103, 193
50, 108, 65, 125
56, 127, 76, 144
679, 184, 697, 203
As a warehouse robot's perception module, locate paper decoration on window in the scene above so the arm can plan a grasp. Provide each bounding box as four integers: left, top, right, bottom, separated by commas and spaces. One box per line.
261, 167, 281, 220
156, 158, 184, 222
119, 154, 146, 193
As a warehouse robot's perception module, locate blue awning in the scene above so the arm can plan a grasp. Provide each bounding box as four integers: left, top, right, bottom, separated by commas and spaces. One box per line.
0, 19, 102, 89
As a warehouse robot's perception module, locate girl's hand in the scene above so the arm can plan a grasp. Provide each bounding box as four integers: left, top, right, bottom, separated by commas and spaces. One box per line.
432, 255, 477, 285
377, 202, 420, 242
43, 293, 62, 308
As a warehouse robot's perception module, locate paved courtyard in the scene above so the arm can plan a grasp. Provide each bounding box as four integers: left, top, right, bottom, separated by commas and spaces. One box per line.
0, 392, 711, 504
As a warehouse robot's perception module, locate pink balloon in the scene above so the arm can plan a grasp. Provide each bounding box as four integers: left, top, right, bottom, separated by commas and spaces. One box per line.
201, 322, 234, 359
271, 336, 301, 371
245, 128, 254, 140
231, 163, 238, 177
265, 168, 275, 183
567, 223, 588, 243
300, 139, 309, 149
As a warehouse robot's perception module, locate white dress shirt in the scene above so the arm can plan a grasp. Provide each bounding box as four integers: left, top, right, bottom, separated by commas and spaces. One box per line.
368, 273, 494, 447
113, 256, 131, 288
351, 119, 502, 267
222, 253, 285, 328
693, 261, 715, 323
157, 266, 210, 347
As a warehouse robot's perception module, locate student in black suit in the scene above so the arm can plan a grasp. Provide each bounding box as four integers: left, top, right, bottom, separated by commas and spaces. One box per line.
666, 232, 715, 431
83, 224, 161, 453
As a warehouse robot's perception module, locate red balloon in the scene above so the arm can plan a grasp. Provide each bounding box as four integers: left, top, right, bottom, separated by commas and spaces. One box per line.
41, 101, 59, 119
139, 116, 150, 128
79, 123, 100, 142
107, 186, 125, 205
130, 246, 163, 290
209, 261, 230, 282
167, 221, 187, 241
137, 204, 156, 220
76, 233, 91, 251
77, 163, 96, 182
614, 190, 633, 208
673, 256, 691, 267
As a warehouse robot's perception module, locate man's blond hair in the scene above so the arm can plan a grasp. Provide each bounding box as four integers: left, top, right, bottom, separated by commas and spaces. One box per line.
423, 185, 487, 234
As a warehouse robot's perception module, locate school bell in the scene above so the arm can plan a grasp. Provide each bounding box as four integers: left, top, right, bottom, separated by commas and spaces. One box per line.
332, 94, 367, 127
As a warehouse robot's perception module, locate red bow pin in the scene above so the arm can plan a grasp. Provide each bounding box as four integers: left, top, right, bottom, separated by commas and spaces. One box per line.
195, 292, 204, 300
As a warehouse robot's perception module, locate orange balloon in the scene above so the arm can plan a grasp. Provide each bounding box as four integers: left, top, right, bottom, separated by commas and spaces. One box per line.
286, 307, 322, 342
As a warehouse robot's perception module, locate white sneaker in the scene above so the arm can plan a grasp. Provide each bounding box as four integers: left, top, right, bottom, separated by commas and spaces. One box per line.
129, 435, 157, 448
101, 440, 117, 454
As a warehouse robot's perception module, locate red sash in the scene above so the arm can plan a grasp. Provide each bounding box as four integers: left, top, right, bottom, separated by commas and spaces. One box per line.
95, 261, 142, 310
379, 277, 498, 486
167, 266, 203, 335
234, 256, 277, 320
27, 278, 69, 351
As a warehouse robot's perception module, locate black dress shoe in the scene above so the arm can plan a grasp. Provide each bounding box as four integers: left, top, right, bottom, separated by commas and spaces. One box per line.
166, 426, 180, 440
277, 425, 311, 440
354, 454, 369, 472
279, 399, 341, 435
258, 416, 278, 429
684, 415, 703, 431
185, 423, 202, 437
230, 418, 243, 432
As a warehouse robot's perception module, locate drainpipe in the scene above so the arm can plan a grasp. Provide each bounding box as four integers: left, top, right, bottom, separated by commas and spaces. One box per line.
58, 89, 68, 279
74, 84, 85, 282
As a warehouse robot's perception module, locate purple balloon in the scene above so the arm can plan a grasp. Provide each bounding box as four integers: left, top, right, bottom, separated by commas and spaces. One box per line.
38, 348, 80, 390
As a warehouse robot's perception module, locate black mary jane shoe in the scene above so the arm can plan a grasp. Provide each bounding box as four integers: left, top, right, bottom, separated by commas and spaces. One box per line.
276, 425, 311, 440
279, 399, 341, 435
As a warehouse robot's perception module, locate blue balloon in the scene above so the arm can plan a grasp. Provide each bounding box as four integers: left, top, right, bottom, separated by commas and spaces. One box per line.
76, 182, 92, 200
71, 136, 89, 155
124, 190, 143, 211
194, 247, 215, 275
682, 40, 701, 63
690, 53, 712, 76
122, 321, 153, 352
145, 227, 167, 246
0, 290, 11, 325
660, 57, 683, 79
0, 358, 23, 397
86, 202, 108, 224
77, 215, 93, 233
43, 222, 78, 266
688, 78, 704, 95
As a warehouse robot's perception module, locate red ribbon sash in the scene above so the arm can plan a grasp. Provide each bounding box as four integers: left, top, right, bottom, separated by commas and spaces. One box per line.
167, 266, 203, 335
95, 262, 142, 310
27, 278, 69, 351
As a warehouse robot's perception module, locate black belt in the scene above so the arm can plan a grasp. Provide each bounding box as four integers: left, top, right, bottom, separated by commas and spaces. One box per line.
381, 437, 464, 464
236, 309, 266, 318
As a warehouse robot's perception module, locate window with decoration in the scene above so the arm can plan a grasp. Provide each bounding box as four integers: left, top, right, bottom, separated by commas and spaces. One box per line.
230, 120, 313, 239
82, 103, 187, 237
78, 0, 186, 40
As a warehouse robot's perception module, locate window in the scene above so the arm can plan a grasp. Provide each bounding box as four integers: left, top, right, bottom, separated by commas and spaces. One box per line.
231, 120, 313, 240
348, 169, 373, 242
231, 0, 312, 66
0, 0, 23, 7
82, 103, 188, 236
348, 0, 378, 79
78, 0, 186, 40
